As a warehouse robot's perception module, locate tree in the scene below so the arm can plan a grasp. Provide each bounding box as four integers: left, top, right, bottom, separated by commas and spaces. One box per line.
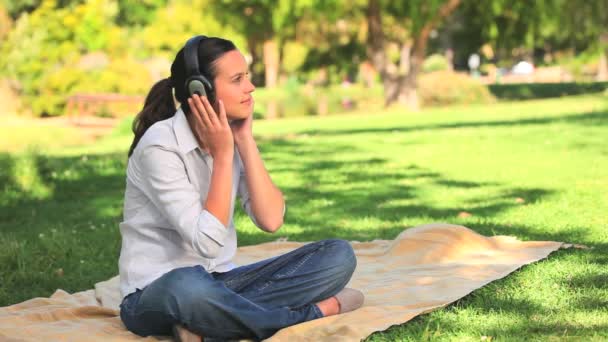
556, 0, 608, 80
138, 0, 246, 59
367, 0, 461, 109
212, 1, 326, 88
211, 0, 326, 118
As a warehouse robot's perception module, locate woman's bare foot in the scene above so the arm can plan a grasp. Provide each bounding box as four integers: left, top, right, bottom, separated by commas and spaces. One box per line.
315, 296, 340, 316
173, 324, 202, 342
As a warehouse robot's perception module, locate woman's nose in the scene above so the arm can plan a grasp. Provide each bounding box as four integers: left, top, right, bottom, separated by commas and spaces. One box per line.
245, 79, 255, 93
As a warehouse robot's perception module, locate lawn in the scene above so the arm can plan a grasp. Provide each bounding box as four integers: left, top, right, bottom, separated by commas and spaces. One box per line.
1, 94, 607, 340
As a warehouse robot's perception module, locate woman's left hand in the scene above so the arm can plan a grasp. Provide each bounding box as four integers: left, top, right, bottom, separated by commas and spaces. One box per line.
230, 113, 254, 145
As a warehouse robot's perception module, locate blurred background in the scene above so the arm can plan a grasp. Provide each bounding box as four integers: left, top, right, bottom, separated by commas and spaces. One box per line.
1, 0, 607, 124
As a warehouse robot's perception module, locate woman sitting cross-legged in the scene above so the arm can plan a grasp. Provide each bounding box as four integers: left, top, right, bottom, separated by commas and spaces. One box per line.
118, 35, 364, 341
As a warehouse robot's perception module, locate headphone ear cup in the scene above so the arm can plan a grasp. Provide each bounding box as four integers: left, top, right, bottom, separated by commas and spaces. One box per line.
201, 77, 215, 103
187, 78, 207, 97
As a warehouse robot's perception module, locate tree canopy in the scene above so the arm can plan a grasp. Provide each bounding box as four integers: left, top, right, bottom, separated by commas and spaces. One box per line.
0, 0, 605, 115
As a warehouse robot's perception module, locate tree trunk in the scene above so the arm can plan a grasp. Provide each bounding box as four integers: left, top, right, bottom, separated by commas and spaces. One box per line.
262, 38, 279, 119
263, 39, 279, 88
366, 0, 461, 110
398, 78, 419, 109
396, 34, 426, 110
246, 35, 264, 88
399, 42, 412, 75
0, 6, 12, 41
366, 0, 387, 81
597, 32, 608, 81
266, 99, 279, 120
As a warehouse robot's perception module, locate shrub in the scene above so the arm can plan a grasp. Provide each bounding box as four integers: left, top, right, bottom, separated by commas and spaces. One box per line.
418, 71, 495, 106
0, 0, 121, 116
422, 54, 451, 73
252, 83, 384, 119
557, 51, 602, 82
37, 57, 152, 117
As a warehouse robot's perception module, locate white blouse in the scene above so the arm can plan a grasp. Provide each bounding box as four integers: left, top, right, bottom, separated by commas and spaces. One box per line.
118, 107, 267, 298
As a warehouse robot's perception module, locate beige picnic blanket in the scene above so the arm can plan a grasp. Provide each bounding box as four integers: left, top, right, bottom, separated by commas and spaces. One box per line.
0, 223, 567, 341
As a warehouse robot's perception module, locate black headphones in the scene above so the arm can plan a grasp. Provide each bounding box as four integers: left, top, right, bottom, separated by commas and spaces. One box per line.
183, 35, 215, 102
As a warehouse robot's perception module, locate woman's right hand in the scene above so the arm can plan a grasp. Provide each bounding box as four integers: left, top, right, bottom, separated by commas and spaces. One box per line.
187, 95, 234, 162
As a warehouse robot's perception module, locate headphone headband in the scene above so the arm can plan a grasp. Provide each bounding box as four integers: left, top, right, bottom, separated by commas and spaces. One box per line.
183, 35, 214, 99
184, 35, 207, 77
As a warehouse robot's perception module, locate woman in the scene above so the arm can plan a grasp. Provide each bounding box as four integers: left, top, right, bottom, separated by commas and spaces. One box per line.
118, 35, 364, 341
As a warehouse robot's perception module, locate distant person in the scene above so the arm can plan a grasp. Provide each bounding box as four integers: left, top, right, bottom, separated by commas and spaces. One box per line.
511, 61, 535, 75
468, 53, 480, 78
340, 76, 355, 109
118, 35, 363, 341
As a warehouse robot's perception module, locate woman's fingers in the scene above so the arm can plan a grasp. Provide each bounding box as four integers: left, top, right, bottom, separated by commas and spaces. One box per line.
200, 96, 219, 126
189, 96, 212, 128
217, 100, 228, 125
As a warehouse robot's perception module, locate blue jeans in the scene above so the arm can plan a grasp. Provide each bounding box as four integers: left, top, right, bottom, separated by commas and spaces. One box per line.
119, 239, 356, 340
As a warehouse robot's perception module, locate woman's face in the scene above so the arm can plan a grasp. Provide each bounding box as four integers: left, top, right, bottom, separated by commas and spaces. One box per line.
213, 50, 255, 120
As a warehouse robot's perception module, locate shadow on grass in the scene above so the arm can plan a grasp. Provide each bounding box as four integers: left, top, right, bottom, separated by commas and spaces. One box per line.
0, 151, 127, 305
295, 109, 608, 137
0, 151, 127, 231
238, 136, 566, 244
369, 316, 608, 341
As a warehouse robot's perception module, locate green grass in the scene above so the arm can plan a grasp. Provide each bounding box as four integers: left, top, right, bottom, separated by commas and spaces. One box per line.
0, 119, 90, 153
1, 94, 607, 340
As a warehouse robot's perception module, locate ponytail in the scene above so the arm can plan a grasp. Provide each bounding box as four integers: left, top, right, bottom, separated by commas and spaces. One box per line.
128, 78, 176, 157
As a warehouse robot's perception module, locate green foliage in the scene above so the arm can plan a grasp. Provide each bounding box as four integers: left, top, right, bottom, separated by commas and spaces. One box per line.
212, 0, 332, 86
253, 70, 497, 118
1, 0, 42, 19
73, 0, 118, 51
455, 0, 607, 67
36, 66, 86, 116
252, 83, 383, 118
0, 0, 122, 116
138, 0, 246, 59
553, 0, 608, 52
282, 41, 309, 74
556, 50, 603, 81
213, 0, 320, 39
422, 54, 450, 73
36, 57, 152, 116
418, 70, 495, 106
1, 0, 607, 117
479, 63, 497, 76
385, 0, 456, 37
488, 81, 608, 100
115, 0, 167, 27
460, 1, 545, 53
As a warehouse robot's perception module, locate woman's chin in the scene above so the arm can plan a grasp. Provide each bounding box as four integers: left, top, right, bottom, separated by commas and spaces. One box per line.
227, 110, 252, 121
